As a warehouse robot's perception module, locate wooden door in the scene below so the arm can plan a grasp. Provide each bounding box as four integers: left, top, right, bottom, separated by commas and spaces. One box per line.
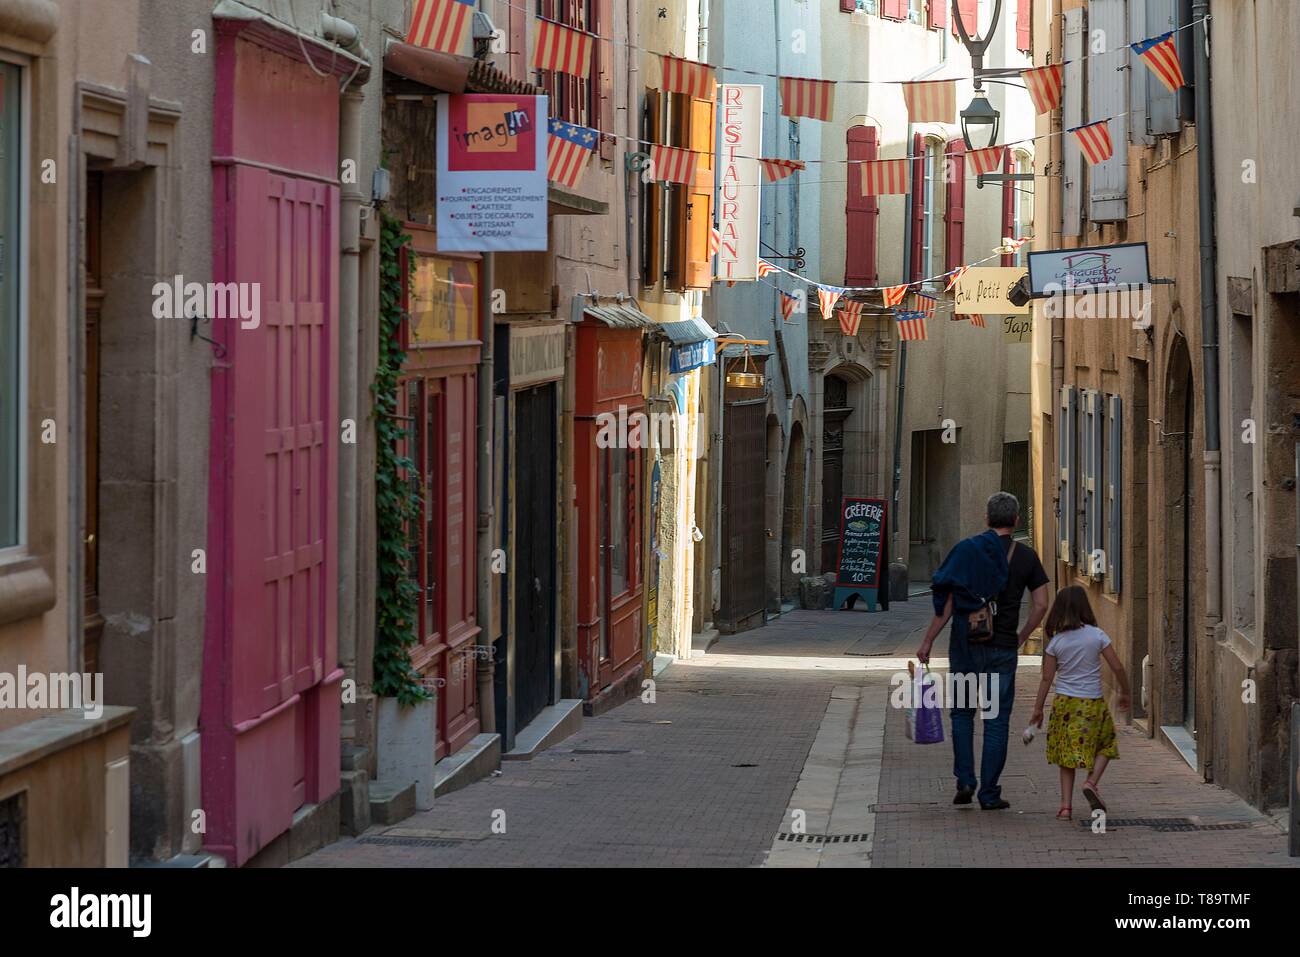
719, 399, 766, 631
513, 384, 556, 731
82, 171, 105, 674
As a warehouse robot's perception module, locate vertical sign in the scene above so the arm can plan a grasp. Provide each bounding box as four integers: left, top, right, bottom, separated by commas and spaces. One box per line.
436, 93, 548, 251
717, 84, 762, 281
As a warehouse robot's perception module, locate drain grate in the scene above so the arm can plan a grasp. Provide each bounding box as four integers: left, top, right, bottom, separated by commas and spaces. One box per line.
1076, 818, 1254, 832
359, 835, 469, 849
776, 832, 871, 844
569, 748, 632, 755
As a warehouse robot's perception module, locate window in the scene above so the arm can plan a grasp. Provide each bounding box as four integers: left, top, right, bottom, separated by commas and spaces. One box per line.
641, 84, 713, 293
0, 61, 23, 550
537, 0, 596, 127
1013, 151, 1032, 265
1080, 389, 1104, 576
598, 444, 638, 660
408, 254, 479, 346
1106, 394, 1123, 593
1058, 386, 1076, 565
908, 0, 923, 23
922, 138, 944, 281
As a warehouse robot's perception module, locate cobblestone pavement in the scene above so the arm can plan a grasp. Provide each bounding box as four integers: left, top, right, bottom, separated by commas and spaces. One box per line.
296, 604, 1295, 868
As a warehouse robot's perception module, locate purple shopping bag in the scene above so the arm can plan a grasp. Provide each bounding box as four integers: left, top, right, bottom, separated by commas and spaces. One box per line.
910, 664, 945, 745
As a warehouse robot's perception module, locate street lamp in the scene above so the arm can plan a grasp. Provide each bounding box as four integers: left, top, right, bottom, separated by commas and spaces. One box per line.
960, 91, 1000, 151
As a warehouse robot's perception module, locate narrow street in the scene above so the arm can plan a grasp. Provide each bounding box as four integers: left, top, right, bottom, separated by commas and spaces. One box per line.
298, 605, 1295, 869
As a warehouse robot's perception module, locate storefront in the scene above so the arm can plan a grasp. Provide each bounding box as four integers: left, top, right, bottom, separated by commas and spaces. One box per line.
573, 299, 654, 712
395, 225, 483, 761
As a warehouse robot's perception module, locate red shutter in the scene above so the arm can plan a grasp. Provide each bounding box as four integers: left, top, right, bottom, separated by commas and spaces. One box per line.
927, 0, 948, 30
883, 0, 908, 21
1001, 150, 1016, 266
1016, 0, 1032, 54
596, 0, 614, 160
841, 0, 857, 12
952, 0, 977, 36
845, 125, 879, 287
909, 132, 925, 282
944, 138, 966, 273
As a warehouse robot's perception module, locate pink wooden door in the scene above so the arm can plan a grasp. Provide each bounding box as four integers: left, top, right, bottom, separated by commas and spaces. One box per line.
203, 163, 341, 865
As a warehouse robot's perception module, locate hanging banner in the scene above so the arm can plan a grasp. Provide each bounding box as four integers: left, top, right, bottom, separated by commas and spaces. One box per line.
436, 94, 548, 252
954, 267, 1030, 315
716, 84, 762, 281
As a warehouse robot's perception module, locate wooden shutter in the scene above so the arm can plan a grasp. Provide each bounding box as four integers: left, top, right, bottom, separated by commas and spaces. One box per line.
909, 132, 925, 282
845, 125, 879, 287
1144, 0, 1181, 135
1059, 386, 1076, 565
684, 95, 716, 289
944, 138, 965, 273
952, 0, 977, 36
642, 90, 663, 288
1062, 6, 1084, 237
665, 92, 691, 291
882, 0, 908, 21
1016, 0, 1031, 53
1000, 150, 1016, 266
1087, 0, 1127, 222
927, 0, 947, 30
841, 0, 857, 12
595, 0, 614, 160
1107, 394, 1123, 592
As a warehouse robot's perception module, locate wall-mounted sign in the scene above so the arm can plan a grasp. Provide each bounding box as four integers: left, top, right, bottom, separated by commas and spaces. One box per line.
716, 84, 762, 281
509, 323, 566, 387
1027, 241, 1151, 294
436, 94, 548, 252
669, 338, 716, 374
1003, 314, 1033, 343
954, 267, 1030, 314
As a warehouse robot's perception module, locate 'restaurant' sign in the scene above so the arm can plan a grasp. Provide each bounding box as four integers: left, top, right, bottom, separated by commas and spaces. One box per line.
1027, 241, 1151, 294
716, 84, 762, 282
955, 267, 1030, 314
436, 94, 548, 252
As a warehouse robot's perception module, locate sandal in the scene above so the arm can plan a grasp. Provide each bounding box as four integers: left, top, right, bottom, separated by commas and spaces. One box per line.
1056, 805, 1072, 820
1081, 781, 1107, 813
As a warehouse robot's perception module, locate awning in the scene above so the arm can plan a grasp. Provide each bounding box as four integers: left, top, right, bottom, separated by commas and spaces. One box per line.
577, 297, 657, 330
652, 316, 716, 374
383, 39, 542, 96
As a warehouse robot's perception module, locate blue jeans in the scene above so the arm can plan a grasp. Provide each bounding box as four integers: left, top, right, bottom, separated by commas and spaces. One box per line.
948, 640, 1018, 806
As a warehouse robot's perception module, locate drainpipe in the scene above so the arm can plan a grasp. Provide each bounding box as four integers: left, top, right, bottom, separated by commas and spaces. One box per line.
477, 253, 496, 734
1048, 0, 1064, 567
338, 87, 363, 742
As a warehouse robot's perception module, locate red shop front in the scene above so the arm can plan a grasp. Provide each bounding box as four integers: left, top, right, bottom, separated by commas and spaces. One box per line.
574, 303, 652, 712
397, 225, 481, 759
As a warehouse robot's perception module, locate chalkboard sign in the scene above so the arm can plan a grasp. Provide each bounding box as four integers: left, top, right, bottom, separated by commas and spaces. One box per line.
832, 497, 889, 612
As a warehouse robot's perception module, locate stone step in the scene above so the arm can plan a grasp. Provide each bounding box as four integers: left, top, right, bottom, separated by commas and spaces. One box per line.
368, 780, 416, 827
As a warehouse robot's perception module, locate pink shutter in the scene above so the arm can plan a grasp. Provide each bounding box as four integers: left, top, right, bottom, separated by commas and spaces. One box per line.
596, 0, 615, 159
882, 0, 908, 21
952, 0, 977, 36
1001, 150, 1016, 266
945, 138, 966, 272
841, 0, 857, 12
1016, 0, 1032, 54
928, 0, 948, 30
846, 125, 879, 287
909, 132, 925, 282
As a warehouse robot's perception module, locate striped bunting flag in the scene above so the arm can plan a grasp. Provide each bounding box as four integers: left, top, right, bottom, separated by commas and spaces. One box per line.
756, 260, 779, 278
779, 290, 800, 322
1131, 32, 1185, 93
969, 313, 987, 328
406, 0, 475, 55
533, 18, 593, 78
779, 76, 836, 122
661, 54, 715, 99
709, 226, 721, 258
945, 265, 969, 291
760, 157, 806, 183
861, 159, 909, 196
901, 79, 956, 123
882, 284, 909, 308
894, 310, 928, 341
547, 118, 598, 188
968, 145, 1006, 177
913, 293, 938, 321
1070, 120, 1114, 165
1022, 63, 1064, 115
838, 300, 865, 338
649, 144, 697, 185
817, 286, 844, 319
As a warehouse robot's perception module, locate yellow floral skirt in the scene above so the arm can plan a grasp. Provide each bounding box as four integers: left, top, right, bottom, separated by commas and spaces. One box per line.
1045, 694, 1119, 769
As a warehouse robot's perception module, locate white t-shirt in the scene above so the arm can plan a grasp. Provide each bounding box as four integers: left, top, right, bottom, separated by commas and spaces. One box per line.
1045, 625, 1111, 699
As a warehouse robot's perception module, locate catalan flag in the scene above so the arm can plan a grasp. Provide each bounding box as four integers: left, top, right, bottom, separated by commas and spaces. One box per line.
895, 310, 928, 341
838, 300, 866, 338
817, 286, 844, 319
861, 159, 909, 196
1131, 32, 1185, 93
406, 0, 474, 56
968, 145, 1006, 177
547, 118, 597, 189
779, 76, 835, 122
882, 283, 909, 308
901, 79, 956, 124
756, 260, 779, 278
969, 313, 987, 328
1022, 63, 1064, 115
533, 19, 593, 78
779, 290, 800, 322
1070, 120, 1114, 165
650, 144, 697, 185
661, 55, 715, 100
913, 293, 938, 321
709, 226, 721, 258
945, 265, 969, 291
759, 157, 805, 183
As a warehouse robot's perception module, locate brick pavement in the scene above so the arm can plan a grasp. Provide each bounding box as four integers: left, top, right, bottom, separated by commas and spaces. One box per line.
294, 606, 1295, 868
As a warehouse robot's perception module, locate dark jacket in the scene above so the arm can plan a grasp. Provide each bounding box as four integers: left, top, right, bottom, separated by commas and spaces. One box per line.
931, 529, 1010, 639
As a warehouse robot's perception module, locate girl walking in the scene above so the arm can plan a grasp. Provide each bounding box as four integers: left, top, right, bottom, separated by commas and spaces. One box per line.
1029, 586, 1131, 820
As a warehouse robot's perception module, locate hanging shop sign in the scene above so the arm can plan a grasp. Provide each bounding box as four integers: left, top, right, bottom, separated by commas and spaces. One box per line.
1027, 241, 1151, 294
954, 267, 1030, 315
436, 93, 548, 252
510, 323, 566, 387
717, 84, 762, 281
670, 338, 716, 374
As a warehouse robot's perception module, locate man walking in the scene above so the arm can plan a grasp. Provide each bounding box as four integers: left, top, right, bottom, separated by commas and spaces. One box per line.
918, 492, 1050, 810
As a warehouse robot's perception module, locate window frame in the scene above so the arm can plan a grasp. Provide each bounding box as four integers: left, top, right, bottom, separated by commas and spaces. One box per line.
922, 137, 944, 284
0, 53, 29, 559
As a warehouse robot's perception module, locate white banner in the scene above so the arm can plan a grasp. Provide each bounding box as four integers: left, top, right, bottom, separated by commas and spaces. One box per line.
716, 84, 762, 281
